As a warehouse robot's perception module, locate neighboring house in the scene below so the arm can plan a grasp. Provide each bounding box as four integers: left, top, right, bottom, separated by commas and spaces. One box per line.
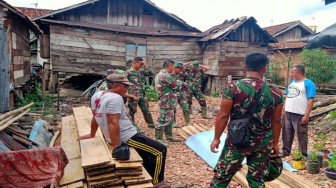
0, 0, 41, 112
264, 20, 314, 85
32, 0, 203, 77
199, 16, 276, 94
16, 7, 53, 66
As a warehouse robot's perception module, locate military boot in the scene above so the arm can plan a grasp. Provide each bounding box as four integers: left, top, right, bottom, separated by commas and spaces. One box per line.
189, 106, 194, 119
183, 112, 191, 126
201, 107, 212, 119
144, 114, 155, 128
172, 113, 177, 127
155, 129, 168, 146
164, 126, 181, 142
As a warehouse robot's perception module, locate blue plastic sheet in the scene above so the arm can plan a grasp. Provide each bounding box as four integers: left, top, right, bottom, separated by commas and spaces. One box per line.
185, 130, 298, 172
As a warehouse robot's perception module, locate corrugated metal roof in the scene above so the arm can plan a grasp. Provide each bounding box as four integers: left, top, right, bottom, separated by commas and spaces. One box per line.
15, 7, 53, 19
263, 20, 314, 37
269, 41, 306, 50
200, 16, 276, 42
41, 19, 203, 37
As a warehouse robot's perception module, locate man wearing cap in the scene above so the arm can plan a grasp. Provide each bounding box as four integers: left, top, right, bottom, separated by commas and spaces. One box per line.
185, 61, 212, 119
155, 60, 182, 146
79, 73, 168, 187
171, 62, 191, 126
209, 52, 283, 187
126, 57, 155, 128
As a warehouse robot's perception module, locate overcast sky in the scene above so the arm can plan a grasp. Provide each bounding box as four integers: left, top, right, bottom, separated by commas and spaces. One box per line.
7, 0, 336, 32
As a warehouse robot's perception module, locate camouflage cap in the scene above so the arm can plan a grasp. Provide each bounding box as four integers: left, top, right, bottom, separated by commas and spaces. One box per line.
192, 61, 199, 68
106, 74, 134, 86
265, 156, 283, 182
114, 69, 127, 76
175, 62, 183, 68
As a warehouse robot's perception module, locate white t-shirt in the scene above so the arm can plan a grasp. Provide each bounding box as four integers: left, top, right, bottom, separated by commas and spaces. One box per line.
285, 79, 316, 115
91, 91, 137, 144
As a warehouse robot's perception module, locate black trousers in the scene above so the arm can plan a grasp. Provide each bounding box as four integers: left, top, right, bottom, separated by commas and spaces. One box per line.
126, 133, 167, 183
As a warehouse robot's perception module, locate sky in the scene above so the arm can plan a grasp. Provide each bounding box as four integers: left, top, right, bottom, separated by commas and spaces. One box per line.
7, 0, 336, 32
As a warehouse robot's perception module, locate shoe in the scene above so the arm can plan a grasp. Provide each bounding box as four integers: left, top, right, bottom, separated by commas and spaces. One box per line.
183, 112, 191, 126
201, 107, 212, 119
172, 113, 177, 127
279, 150, 290, 158
164, 126, 181, 142
155, 129, 168, 146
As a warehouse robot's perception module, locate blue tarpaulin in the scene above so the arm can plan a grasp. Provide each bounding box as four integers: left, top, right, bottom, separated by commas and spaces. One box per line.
185, 130, 298, 172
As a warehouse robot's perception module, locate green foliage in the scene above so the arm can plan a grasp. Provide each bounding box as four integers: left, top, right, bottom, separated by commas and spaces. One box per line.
15, 81, 54, 111
210, 91, 220, 98
266, 60, 285, 86
145, 85, 158, 102
299, 49, 336, 86
325, 111, 336, 126
293, 150, 304, 160
326, 158, 336, 172
309, 151, 318, 162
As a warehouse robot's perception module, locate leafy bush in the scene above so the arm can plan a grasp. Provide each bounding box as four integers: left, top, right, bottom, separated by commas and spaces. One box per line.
299, 49, 336, 88
309, 151, 318, 162
266, 60, 286, 86
326, 158, 336, 172
145, 85, 158, 102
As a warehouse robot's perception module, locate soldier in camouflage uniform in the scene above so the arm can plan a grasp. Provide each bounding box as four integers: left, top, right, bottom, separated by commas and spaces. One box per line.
210, 52, 283, 188
171, 62, 191, 126
155, 60, 182, 146
185, 61, 212, 119
126, 57, 155, 128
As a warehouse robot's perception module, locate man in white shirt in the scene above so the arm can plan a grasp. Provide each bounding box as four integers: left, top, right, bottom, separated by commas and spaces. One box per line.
281, 65, 316, 157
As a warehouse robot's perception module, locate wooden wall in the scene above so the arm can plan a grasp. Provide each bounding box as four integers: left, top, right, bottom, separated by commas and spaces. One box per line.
52, 0, 189, 31
275, 26, 312, 41
146, 37, 203, 73
10, 16, 31, 87
49, 25, 202, 75
203, 41, 268, 77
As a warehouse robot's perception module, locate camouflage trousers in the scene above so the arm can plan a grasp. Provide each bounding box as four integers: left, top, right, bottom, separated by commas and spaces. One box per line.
187, 86, 206, 108
177, 94, 189, 113
156, 108, 175, 128
127, 97, 152, 118
210, 138, 272, 188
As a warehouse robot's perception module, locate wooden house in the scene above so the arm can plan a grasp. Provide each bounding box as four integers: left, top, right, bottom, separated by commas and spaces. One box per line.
0, 0, 41, 112
32, 0, 203, 79
199, 16, 276, 94
264, 21, 314, 85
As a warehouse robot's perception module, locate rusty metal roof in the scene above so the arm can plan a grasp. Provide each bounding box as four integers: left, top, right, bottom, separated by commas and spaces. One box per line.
15, 7, 53, 19
200, 16, 276, 42
41, 19, 202, 37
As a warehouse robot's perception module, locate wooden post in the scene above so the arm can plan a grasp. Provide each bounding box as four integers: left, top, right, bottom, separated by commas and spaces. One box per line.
57, 72, 60, 112
41, 69, 46, 100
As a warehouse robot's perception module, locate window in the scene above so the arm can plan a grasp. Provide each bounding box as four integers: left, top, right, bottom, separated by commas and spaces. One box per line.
126, 43, 147, 69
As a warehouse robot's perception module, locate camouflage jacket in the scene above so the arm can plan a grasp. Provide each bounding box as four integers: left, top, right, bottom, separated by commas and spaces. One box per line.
171, 72, 190, 98
185, 67, 204, 89
223, 77, 284, 146
155, 70, 181, 109
126, 67, 154, 96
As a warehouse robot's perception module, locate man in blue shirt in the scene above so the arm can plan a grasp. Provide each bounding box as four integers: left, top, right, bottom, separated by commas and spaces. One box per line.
281, 65, 316, 157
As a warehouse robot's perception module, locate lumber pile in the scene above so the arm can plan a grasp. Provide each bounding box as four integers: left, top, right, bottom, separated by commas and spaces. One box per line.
71, 106, 153, 188
310, 102, 336, 119
177, 124, 318, 188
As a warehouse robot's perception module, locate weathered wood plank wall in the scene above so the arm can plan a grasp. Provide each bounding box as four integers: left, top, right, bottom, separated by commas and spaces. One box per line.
53, 0, 188, 31
10, 16, 30, 87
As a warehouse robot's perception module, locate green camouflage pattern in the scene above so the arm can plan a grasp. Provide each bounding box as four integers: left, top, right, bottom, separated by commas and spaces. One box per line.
126, 67, 154, 117
171, 73, 190, 113
185, 67, 207, 107
210, 77, 283, 187
155, 69, 181, 109
157, 108, 175, 128
210, 139, 273, 188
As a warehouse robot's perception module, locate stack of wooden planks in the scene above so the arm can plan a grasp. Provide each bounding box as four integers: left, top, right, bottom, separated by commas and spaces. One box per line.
177, 124, 318, 188
68, 106, 153, 188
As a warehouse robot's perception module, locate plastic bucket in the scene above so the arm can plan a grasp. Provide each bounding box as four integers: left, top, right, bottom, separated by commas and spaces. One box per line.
293, 160, 306, 170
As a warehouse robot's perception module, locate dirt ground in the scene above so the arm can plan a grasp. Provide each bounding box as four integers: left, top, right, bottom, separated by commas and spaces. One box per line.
54, 95, 336, 188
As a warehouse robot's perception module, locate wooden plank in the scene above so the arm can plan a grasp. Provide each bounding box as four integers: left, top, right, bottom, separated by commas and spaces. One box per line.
107, 145, 143, 163
89, 179, 123, 187
60, 158, 85, 186
310, 103, 336, 118
193, 124, 208, 132
280, 170, 318, 188
87, 172, 119, 183
61, 181, 84, 188
176, 128, 189, 139
120, 175, 145, 181
61, 115, 81, 160
116, 162, 142, 169
188, 126, 201, 135
181, 126, 195, 137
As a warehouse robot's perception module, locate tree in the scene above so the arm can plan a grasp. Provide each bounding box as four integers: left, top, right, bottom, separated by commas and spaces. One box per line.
299, 49, 336, 88
266, 59, 285, 86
